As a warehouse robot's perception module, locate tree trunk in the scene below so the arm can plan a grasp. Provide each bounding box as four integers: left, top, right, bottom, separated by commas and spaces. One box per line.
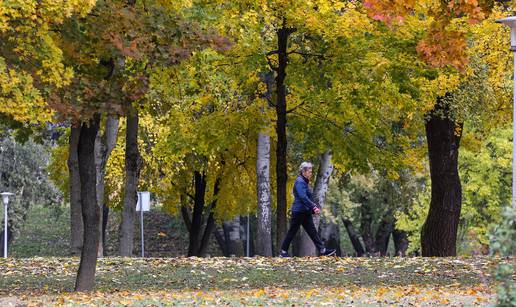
120, 111, 141, 257
223, 216, 243, 256
342, 219, 365, 257
375, 212, 394, 256
320, 203, 341, 256
393, 229, 408, 256
0, 225, 13, 256
274, 24, 296, 250
68, 124, 83, 256
198, 208, 216, 257
197, 179, 221, 257
188, 172, 206, 256
298, 151, 333, 256
421, 101, 463, 257
74, 115, 101, 292
95, 115, 119, 257
214, 227, 229, 257
256, 132, 272, 256
359, 201, 376, 254
102, 205, 109, 255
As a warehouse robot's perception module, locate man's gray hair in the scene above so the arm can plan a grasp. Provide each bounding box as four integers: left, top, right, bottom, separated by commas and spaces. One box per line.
299, 161, 313, 174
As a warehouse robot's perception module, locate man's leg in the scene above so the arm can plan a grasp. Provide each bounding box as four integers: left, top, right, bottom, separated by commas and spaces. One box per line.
301, 214, 326, 253
280, 212, 304, 253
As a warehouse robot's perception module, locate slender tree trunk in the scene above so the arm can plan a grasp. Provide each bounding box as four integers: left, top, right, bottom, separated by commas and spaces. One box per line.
274, 24, 296, 250
214, 227, 229, 257
74, 115, 101, 292
342, 219, 365, 257
256, 132, 272, 256
223, 216, 243, 256
0, 225, 13, 256
393, 229, 408, 256
422, 100, 463, 257
299, 151, 333, 256
102, 205, 109, 254
198, 208, 216, 257
198, 179, 221, 257
68, 124, 83, 256
95, 115, 119, 257
120, 111, 142, 257
181, 204, 192, 233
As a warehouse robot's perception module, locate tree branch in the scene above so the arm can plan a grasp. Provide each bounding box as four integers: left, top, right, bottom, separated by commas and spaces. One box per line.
287, 100, 306, 114
287, 50, 326, 60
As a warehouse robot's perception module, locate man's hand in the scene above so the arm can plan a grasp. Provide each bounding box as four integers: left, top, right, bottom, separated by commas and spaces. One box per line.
313, 207, 321, 215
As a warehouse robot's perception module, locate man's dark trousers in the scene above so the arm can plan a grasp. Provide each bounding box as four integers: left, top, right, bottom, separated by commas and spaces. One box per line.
281, 211, 325, 252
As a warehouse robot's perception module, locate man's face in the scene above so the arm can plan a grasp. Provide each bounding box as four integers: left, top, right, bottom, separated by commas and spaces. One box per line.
302, 168, 313, 180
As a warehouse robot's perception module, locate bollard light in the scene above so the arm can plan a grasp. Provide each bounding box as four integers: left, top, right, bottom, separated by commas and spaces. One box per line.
1, 192, 14, 258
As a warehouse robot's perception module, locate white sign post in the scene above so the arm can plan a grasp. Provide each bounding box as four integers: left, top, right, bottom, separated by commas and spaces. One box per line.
1, 192, 14, 258
136, 191, 151, 257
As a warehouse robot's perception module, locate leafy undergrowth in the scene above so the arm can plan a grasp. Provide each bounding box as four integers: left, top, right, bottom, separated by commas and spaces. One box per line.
0, 256, 510, 306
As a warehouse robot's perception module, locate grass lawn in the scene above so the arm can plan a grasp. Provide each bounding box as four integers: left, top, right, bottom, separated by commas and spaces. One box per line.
0, 256, 508, 306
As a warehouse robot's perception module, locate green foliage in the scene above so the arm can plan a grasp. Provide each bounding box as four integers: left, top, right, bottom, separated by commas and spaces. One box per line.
0, 134, 62, 239
397, 126, 512, 254
489, 207, 516, 306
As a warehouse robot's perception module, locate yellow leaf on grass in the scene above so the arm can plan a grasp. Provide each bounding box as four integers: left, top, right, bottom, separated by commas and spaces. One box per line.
254, 289, 266, 297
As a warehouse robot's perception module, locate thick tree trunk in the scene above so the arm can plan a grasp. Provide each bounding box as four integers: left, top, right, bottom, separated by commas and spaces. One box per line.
120, 111, 142, 257
188, 172, 206, 256
95, 115, 119, 257
74, 115, 101, 292
320, 203, 341, 256
68, 125, 83, 256
422, 101, 462, 257
298, 151, 333, 256
274, 25, 296, 250
342, 219, 365, 257
256, 132, 272, 256
393, 229, 408, 256
222, 216, 243, 256
359, 201, 376, 254
375, 212, 394, 256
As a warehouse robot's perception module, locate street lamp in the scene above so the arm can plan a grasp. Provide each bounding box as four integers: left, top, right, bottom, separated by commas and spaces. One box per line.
1, 192, 14, 258
496, 16, 516, 209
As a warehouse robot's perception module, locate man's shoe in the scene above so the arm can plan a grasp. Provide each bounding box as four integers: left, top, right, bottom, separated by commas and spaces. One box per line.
321, 248, 336, 256
279, 250, 290, 258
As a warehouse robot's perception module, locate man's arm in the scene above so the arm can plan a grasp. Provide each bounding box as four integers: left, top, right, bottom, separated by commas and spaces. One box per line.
295, 181, 317, 211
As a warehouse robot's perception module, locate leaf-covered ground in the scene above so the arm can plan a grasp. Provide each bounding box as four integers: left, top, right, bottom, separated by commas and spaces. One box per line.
0, 256, 510, 306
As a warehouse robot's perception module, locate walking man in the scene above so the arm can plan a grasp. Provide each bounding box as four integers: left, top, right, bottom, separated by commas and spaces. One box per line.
280, 162, 336, 257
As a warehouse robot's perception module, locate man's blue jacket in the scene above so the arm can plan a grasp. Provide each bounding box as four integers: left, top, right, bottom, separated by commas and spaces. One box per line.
291, 175, 317, 213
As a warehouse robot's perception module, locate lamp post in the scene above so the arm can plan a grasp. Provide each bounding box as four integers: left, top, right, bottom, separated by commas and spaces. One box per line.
496, 16, 516, 209
1, 192, 14, 258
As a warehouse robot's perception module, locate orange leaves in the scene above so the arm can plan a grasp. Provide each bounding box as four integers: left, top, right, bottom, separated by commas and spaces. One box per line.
416, 28, 468, 71
445, 0, 487, 23
363, 0, 416, 25
364, 0, 493, 70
